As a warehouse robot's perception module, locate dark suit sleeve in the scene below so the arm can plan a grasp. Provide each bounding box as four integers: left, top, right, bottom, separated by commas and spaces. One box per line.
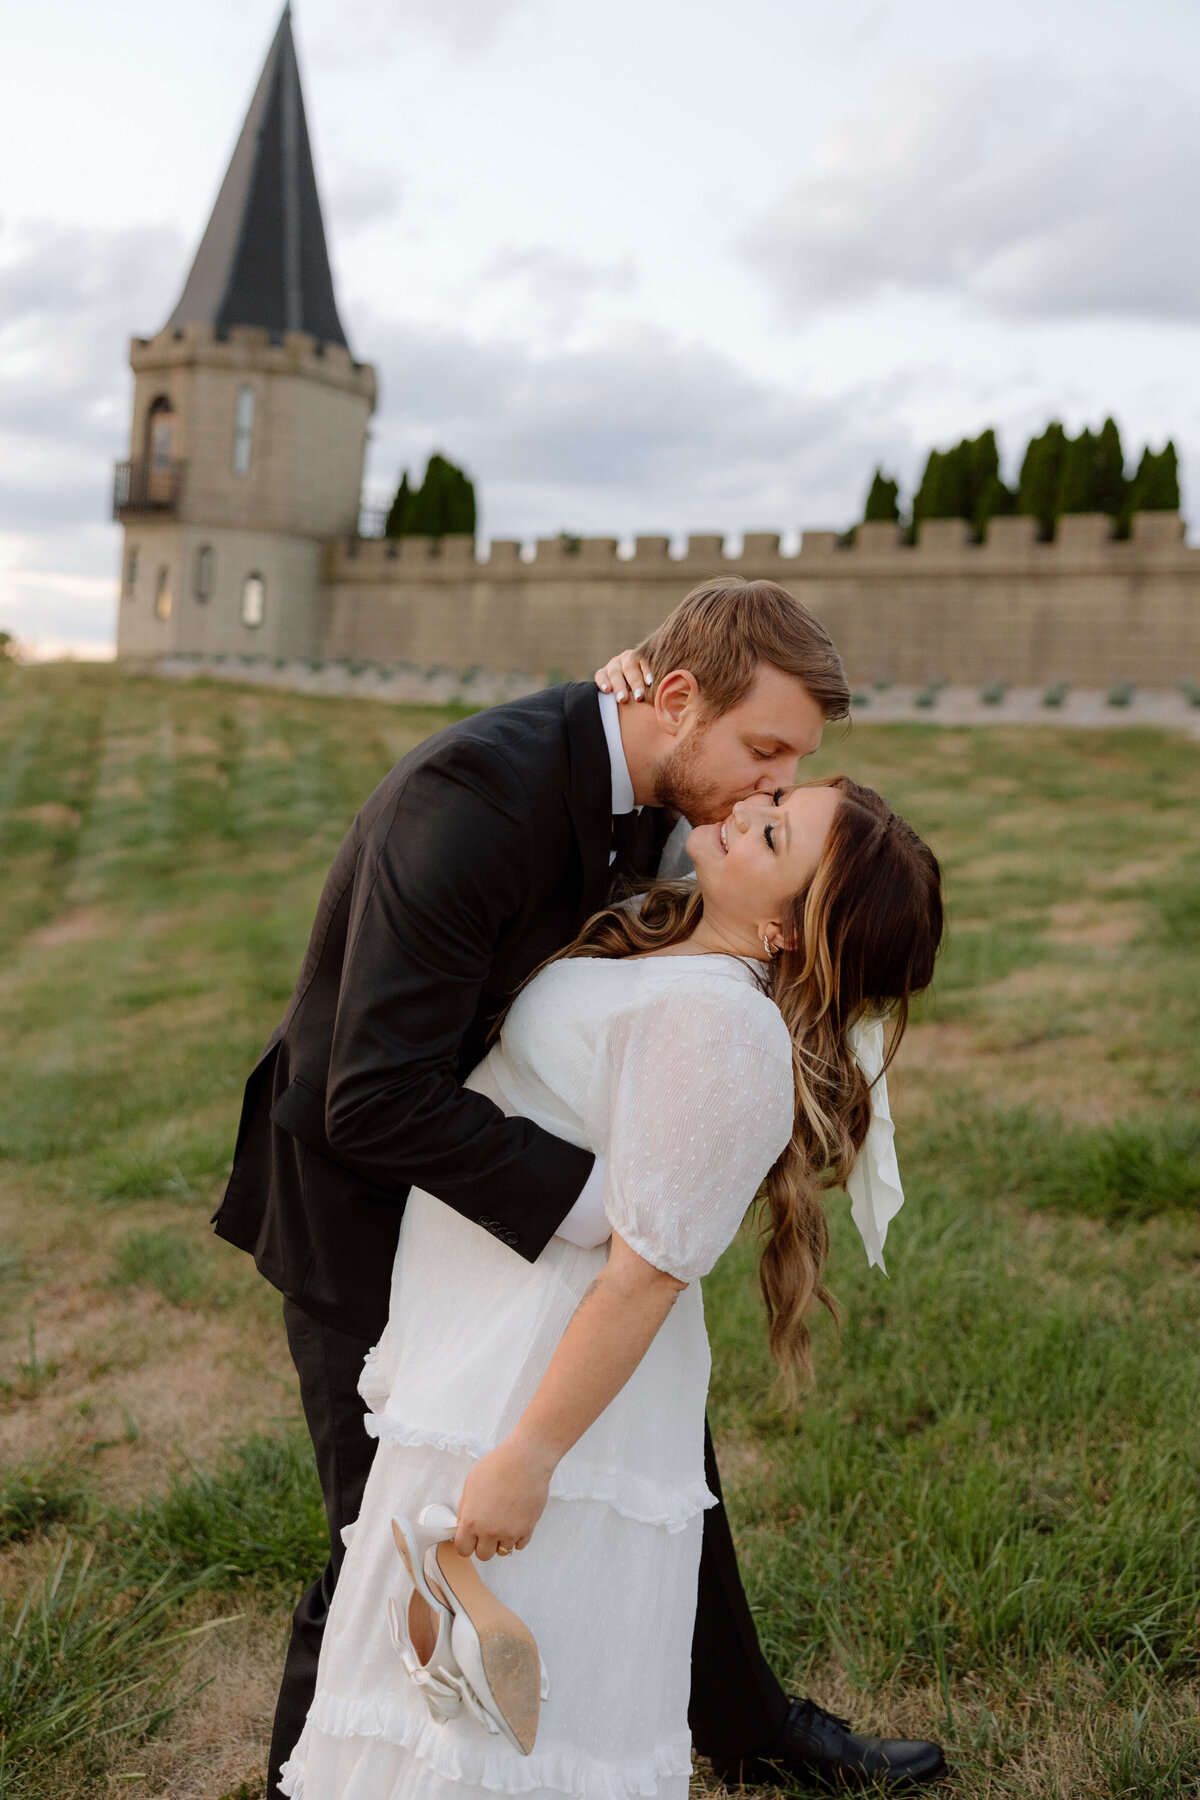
323, 734, 593, 1260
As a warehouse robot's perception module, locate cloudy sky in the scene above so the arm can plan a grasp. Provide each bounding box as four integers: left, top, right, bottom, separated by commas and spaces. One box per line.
3, 0, 1198, 656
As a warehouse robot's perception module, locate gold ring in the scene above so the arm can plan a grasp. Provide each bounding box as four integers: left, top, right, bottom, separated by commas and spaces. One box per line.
496, 1544, 514, 1556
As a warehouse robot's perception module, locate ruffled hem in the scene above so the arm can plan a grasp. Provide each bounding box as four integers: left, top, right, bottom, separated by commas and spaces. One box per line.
358, 1343, 391, 1414
279, 1690, 692, 1800
362, 1412, 716, 1533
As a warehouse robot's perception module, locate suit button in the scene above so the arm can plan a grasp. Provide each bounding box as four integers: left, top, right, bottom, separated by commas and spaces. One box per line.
503, 1230, 519, 1246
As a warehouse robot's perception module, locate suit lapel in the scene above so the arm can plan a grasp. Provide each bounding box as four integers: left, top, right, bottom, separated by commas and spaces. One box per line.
561, 683, 614, 926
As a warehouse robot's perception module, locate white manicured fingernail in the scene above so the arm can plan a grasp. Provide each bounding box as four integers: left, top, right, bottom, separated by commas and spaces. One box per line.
633, 687, 643, 700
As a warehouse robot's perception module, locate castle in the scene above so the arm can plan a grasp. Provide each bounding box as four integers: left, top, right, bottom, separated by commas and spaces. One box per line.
115, 8, 1200, 690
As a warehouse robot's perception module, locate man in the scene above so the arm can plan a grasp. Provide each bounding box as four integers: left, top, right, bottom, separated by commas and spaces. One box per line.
214, 577, 946, 1795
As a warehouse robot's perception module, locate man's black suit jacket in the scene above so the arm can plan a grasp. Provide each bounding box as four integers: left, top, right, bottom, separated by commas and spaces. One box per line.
214, 682, 670, 1342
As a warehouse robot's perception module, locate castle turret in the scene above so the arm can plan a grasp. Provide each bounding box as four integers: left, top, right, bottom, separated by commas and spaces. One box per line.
114, 4, 375, 661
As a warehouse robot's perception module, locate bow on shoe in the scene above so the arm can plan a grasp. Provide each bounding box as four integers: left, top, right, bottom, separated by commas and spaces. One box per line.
388, 1594, 506, 1735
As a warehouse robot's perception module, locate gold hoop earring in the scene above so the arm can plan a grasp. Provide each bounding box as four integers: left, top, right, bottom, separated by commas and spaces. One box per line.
762, 934, 777, 960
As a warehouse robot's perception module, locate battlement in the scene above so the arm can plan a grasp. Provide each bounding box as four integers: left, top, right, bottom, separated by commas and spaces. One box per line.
316, 508, 1200, 693
130, 322, 376, 401
330, 512, 1194, 579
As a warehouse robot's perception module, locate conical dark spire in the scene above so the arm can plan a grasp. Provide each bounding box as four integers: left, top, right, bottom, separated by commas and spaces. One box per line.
166, 5, 349, 348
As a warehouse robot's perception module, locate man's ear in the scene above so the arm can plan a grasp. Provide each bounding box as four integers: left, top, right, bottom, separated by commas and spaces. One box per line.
652, 668, 699, 736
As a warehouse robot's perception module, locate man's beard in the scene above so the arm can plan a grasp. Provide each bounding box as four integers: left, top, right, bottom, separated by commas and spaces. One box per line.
652, 723, 723, 824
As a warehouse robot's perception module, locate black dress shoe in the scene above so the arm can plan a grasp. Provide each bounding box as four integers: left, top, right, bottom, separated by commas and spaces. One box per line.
710, 1697, 948, 1791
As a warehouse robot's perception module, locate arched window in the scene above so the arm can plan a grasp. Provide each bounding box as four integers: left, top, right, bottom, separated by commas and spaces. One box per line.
154, 565, 172, 620
240, 571, 265, 628
232, 386, 255, 476
123, 546, 139, 602
145, 395, 174, 469
193, 544, 214, 603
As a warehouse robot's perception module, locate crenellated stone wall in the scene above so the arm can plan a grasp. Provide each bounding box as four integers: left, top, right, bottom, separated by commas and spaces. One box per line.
317, 512, 1200, 688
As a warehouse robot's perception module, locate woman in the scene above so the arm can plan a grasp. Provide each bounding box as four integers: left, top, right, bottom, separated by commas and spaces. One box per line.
281, 776, 943, 1800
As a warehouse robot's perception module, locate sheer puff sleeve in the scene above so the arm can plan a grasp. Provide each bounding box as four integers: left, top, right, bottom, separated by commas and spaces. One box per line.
595, 969, 795, 1284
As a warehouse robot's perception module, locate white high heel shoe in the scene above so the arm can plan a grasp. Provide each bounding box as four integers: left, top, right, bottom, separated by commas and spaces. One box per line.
422, 1536, 547, 1757
390, 1506, 476, 1727
390, 1505, 548, 1756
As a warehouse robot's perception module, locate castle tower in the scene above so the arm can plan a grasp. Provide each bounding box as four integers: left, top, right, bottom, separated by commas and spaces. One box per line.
114, 4, 375, 661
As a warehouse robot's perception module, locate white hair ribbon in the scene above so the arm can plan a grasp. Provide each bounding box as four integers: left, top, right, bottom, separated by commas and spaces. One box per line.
844, 1017, 904, 1274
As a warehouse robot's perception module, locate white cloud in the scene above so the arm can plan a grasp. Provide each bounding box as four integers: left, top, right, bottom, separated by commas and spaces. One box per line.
360, 314, 907, 537
742, 62, 1200, 324
0, 219, 182, 655
444, 245, 638, 342
327, 165, 403, 235
317, 0, 537, 61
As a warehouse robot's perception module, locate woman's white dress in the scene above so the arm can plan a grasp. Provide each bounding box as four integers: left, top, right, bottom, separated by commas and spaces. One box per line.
280, 952, 795, 1800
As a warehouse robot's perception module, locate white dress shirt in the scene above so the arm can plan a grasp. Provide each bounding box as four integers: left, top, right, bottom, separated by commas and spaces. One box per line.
555, 690, 633, 1244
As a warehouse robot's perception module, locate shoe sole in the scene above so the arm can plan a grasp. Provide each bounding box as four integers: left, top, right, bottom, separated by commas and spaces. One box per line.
429, 1542, 541, 1755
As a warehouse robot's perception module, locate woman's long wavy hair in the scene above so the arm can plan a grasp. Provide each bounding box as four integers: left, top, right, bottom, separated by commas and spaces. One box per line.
516, 777, 944, 1393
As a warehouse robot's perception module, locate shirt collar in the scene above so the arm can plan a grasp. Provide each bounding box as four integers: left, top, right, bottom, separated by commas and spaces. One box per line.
598, 689, 637, 816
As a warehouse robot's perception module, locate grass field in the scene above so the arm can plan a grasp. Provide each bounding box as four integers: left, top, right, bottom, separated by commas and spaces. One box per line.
1, 662, 1198, 1799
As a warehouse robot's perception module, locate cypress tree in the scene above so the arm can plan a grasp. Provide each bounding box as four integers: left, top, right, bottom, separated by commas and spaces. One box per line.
1018, 422, 1067, 540
1092, 418, 1128, 517
1128, 441, 1180, 512
912, 429, 1011, 540
911, 448, 952, 530
385, 454, 478, 539
1057, 428, 1096, 516
863, 469, 900, 523
965, 429, 1013, 540
384, 471, 412, 538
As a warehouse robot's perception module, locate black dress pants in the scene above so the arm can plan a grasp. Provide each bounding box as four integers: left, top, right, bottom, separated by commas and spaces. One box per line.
268, 1300, 788, 1797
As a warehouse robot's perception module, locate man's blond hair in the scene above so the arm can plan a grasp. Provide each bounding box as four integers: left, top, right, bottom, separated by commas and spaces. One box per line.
637, 578, 850, 721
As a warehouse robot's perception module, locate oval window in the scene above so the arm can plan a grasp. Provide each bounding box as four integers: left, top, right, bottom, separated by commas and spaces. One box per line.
241, 572, 265, 628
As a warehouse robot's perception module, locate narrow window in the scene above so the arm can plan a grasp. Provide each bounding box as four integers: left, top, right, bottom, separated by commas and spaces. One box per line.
233, 386, 255, 476
150, 414, 173, 470
240, 572, 265, 628
193, 544, 214, 603
145, 395, 173, 468
154, 565, 172, 620
123, 546, 139, 601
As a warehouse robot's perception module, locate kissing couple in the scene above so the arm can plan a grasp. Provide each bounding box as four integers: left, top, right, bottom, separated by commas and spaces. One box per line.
215, 577, 948, 1799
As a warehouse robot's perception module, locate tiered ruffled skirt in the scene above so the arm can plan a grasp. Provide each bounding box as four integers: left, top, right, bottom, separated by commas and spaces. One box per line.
278, 1165, 719, 1800
278, 1434, 707, 1800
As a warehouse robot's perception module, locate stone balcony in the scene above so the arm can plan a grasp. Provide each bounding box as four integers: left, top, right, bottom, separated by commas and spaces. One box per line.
113, 459, 186, 521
